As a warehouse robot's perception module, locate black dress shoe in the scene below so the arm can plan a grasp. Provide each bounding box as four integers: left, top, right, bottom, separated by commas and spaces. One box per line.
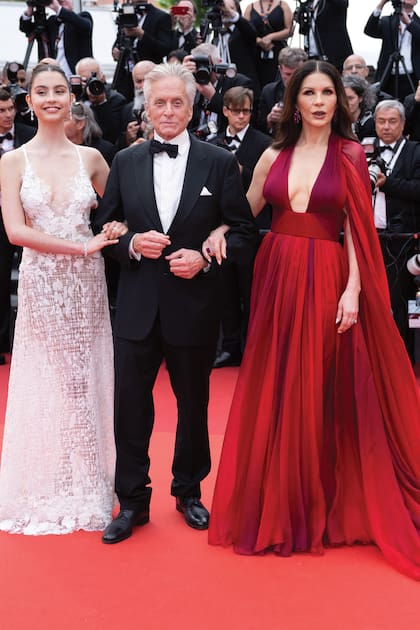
213, 350, 242, 368
102, 508, 149, 544
176, 497, 209, 530
0, 355, 5, 366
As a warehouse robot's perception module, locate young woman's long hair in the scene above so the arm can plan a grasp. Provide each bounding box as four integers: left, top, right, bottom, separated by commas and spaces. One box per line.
272, 60, 355, 150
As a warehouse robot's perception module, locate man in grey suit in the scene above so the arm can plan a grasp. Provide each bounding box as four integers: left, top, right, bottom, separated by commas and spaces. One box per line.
96, 63, 256, 544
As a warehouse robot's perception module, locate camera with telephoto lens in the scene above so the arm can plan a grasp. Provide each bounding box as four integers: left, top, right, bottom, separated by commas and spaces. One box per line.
365, 144, 387, 191
200, 0, 223, 39
192, 55, 237, 85
27, 0, 51, 6
194, 120, 218, 140
391, 0, 403, 14
113, 1, 148, 28
6, 62, 28, 115
407, 254, 420, 276
86, 72, 105, 96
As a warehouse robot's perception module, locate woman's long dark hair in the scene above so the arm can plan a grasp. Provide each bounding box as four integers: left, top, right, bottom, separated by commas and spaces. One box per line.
272, 60, 355, 150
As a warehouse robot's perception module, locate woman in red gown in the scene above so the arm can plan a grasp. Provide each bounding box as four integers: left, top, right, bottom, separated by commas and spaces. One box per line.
207, 61, 420, 580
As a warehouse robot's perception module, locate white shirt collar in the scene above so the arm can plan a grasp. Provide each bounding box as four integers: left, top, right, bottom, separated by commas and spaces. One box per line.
227, 124, 249, 142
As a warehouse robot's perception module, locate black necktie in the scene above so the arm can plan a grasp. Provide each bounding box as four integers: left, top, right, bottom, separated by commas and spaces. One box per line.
0, 132, 13, 143
149, 139, 178, 159
225, 134, 240, 145
378, 144, 395, 153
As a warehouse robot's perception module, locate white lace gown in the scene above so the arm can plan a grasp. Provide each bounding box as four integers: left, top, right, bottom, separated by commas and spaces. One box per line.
0, 146, 115, 535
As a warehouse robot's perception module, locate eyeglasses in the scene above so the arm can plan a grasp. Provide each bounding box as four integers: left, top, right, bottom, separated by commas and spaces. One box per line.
226, 107, 252, 115
343, 64, 366, 71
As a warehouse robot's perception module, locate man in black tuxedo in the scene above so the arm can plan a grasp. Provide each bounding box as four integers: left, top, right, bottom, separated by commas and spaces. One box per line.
211, 86, 270, 368
371, 99, 420, 360
364, 0, 420, 101
0, 88, 36, 365
301, 0, 352, 71
97, 63, 256, 543
20, 0, 92, 76
170, 0, 200, 54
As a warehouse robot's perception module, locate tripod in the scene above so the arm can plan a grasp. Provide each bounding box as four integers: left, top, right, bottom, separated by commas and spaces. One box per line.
111, 33, 137, 98
22, 7, 51, 69
378, 50, 416, 100
378, 14, 416, 101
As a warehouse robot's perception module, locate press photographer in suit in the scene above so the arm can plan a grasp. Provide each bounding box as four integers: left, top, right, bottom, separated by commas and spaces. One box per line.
371, 99, 420, 360
96, 63, 256, 544
0, 88, 36, 366
297, 0, 352, 71
364, 0, 420, 101
19, 0, 93, 76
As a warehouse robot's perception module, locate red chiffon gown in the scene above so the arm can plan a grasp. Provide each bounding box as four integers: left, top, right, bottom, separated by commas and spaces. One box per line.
208, 134, 420, 580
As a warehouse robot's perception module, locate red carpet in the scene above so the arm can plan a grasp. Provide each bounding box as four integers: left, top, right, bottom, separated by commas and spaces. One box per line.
1, 358, 420, 630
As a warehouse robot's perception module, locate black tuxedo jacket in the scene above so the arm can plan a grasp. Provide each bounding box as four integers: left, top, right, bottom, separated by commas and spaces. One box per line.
314, 0, 353, 70
95, 135, 257, 345
13, 122, 36, 148
134, 5, 173, 63
381, 139, 420, 232
364, 11, 420, 82
226, 18, 260, 97
20, 9, 93, 72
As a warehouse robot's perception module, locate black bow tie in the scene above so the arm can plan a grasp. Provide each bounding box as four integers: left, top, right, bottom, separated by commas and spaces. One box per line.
378, 144, 396, 153
225, 134, 240, 145
150, 139, 178, 158
0, 132, 13, 143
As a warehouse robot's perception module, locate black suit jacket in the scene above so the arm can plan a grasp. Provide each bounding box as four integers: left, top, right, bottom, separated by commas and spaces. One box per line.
134, 5, 173, 63
226, 18, 260, 97
381, 139, 420, 232
364, 11, 420, 82
95, 135, 257, 345
314, 0, 353, 70
20, 9, 93, 72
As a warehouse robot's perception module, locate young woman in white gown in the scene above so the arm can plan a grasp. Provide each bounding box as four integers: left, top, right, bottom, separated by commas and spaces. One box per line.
0, 63, 122, 535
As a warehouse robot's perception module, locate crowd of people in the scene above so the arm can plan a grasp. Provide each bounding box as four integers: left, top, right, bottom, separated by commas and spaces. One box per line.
1, 0, 420, 581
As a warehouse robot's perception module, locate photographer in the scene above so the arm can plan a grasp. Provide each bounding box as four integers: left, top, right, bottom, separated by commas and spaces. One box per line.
371, 99, 420, 360
364, 0, 420, 101
294, 0, 352, 71
257, 46, 307, 134
75, 57, 127, 145
184, 42, 254, 137
19, 0, 93, 77
171, 1, 200, 54
117, 59, 156, 150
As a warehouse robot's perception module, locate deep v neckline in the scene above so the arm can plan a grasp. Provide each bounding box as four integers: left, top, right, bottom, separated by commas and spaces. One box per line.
286, 135, 331, 214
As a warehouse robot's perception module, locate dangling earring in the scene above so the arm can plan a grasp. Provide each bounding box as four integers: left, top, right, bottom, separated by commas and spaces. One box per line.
30, 109, 34, 122
293, 108, 301, 125
68, 108, 72, 120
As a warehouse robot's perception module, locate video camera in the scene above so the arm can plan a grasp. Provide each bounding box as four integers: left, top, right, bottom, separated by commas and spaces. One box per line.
293, 0, 313, 37
192, 55, 237, 85
200, 0, 223, 40
113, 0, 148, 29
5, 62, 28, 115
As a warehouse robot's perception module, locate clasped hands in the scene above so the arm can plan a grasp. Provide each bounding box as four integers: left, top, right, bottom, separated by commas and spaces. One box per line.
130, 230, 208, 279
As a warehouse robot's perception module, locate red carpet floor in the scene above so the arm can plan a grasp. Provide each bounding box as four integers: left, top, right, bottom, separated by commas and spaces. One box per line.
1, 358, 420, 630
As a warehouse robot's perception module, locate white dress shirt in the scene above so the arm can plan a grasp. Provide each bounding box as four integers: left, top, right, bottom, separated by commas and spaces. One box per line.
129, 129, 191, 259
373, 139, 406, 229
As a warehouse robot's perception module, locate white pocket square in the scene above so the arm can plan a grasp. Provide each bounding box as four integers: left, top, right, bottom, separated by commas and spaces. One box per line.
200, 186, 212, 196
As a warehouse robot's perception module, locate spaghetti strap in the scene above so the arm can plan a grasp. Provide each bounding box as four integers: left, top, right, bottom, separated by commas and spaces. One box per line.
21, 145, 29, 164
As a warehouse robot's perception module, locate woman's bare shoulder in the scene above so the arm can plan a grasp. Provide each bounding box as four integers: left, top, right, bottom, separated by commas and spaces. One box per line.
0, 146, 26, 176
